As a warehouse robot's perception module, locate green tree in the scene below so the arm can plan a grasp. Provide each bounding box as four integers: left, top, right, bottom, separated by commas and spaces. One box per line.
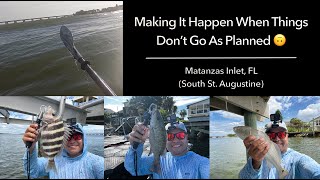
290, 118, 304, 126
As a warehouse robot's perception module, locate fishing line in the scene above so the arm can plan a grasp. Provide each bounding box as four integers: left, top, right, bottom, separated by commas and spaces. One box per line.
27, 147, 30, 179
134, 151, 138, 176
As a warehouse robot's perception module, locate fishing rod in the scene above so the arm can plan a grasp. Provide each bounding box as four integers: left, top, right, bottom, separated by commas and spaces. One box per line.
25, 105, 45, 179
59, 25, 117, 96
132, 104, 154, 176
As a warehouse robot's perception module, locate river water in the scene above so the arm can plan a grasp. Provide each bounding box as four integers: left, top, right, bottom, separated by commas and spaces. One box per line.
0, 133, 104, 179
0, 11, 123, 95
210, 137, 320, 179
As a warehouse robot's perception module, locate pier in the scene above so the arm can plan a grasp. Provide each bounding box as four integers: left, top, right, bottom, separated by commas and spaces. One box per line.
0, 15, 73, 25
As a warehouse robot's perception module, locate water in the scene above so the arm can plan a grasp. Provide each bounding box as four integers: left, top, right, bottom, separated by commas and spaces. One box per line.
210, 137, 320, 179
0, 133, 104, 179
0, 11, 123, 95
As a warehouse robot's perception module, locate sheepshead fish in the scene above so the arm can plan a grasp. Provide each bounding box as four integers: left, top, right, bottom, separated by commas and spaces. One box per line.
148, 103, 167, 174
39, 105, 72, 172
233, 126, 288, 179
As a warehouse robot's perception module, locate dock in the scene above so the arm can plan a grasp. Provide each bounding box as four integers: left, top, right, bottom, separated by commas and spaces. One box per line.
104, 135, 151, 171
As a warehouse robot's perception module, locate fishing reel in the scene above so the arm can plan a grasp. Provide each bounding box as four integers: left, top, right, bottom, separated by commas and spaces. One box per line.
270, 113, 282, 128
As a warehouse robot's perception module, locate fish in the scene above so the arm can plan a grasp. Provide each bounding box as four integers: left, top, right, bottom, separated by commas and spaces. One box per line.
39, 104, 72, 172
148, 103, 167, 174
233, 126, 289, 179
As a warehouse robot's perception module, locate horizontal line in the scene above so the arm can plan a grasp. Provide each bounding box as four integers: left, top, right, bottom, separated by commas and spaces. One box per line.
146, 57, 297, 60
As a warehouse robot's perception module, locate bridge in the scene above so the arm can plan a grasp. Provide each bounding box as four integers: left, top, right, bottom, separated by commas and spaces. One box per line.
0, 96, 103, 125
0, 15, 73, 25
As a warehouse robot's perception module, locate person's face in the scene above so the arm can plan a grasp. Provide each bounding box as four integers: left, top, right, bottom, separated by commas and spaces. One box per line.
267, 127, 288, 153
65, 133, 83, 157
166, 128, 188, 156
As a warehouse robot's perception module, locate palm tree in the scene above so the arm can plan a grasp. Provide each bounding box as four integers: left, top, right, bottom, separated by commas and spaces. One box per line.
179, 109, 187, 120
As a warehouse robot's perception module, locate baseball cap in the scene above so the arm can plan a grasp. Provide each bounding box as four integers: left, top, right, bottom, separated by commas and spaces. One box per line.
165, 122, 187, 133
68, 123, 84, 134
265, 121, 288, 133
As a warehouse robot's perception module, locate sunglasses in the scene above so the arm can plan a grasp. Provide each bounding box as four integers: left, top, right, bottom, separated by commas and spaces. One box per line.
167, 132, 186, 141
267, 131, 287, 139
68, 133, 82, 141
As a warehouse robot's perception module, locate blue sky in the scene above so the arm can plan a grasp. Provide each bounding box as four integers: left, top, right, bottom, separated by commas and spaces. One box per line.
0, 1, 123, 21
0, 96, 103, 134
104, 96, 209, 119
211, 96, 320, 136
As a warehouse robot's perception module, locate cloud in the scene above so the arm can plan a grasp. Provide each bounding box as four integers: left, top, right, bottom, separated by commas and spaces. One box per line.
215, 111, 243, 120
105, 104, 124, 112
297, 103, 320, 121
173, 96, 209, 106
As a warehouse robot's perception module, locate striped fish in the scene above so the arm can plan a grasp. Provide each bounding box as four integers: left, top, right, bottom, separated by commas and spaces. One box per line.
39, 106, 72, 172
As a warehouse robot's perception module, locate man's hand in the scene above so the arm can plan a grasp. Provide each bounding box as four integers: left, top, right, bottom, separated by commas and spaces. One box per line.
22, 124, 39, 152
243, 135, 270, 169
128, 123, 149, 146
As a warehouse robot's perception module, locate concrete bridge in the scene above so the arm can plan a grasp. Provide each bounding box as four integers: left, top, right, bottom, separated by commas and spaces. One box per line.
0, 96, 103, 125
0, 15, 73, 25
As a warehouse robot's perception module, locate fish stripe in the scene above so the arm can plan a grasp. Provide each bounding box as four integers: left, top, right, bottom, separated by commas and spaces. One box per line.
43, 146, 61, 154
42, 136, 64, 143
41, 127, 64, 135
45, 151, 60, 156
41, 131, 64, 140
42, 143, 63, 150
46, 121, 64, 131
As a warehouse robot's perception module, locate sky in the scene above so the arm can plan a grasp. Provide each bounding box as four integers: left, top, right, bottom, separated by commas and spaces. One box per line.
211, 96, 320, 136
0, 1, 123, 21
104, 96, 209, 119
0, 96, 104, 134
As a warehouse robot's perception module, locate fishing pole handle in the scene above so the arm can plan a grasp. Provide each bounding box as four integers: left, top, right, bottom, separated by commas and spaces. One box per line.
133, 141, 140, 149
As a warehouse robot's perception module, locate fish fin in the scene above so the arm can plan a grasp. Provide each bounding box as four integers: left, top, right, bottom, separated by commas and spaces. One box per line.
279, 168, 289, 179
148, 145, 153, 156
62, 126, 72, 147
266, 159, 273, 169
161, 148, 167, 156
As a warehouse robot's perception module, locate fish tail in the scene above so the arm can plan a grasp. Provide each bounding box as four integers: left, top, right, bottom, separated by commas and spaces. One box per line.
150, 158, 161, 174
279, 168, 288, 179
46, 158, 57, 173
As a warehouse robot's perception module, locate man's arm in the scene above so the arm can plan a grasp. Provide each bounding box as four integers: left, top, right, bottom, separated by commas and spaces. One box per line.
239, 157, 267, 179
297, 155, 320, 179
124, 143, 154, 176
22, 148, 49, 178
199, 157, 210, 179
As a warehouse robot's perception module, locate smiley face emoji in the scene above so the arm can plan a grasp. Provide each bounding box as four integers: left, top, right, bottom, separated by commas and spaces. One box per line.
274, 34, 286, 46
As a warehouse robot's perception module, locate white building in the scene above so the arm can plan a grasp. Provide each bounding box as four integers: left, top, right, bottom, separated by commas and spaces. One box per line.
186, 98, 210, 122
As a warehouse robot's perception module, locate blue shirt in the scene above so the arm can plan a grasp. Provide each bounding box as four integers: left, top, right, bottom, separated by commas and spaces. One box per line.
124, 144, 209, 179
239, 148, 320, 179
22, 124, 104, 179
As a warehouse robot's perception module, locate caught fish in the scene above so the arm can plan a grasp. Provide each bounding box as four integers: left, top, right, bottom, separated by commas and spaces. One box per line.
39, 98, 72, 172
233, 126, 289, 179
148, 103, 167, 174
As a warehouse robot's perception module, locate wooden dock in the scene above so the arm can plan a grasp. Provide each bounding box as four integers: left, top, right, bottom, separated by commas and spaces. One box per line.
104, 135, 151, 171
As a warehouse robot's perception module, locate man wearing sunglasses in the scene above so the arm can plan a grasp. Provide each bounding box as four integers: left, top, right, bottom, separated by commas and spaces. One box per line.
125, 122, 209, 179
22, 123, 104, 179
239, 122, 320, 179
